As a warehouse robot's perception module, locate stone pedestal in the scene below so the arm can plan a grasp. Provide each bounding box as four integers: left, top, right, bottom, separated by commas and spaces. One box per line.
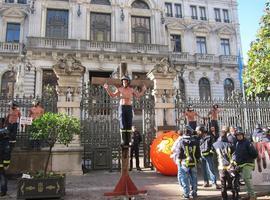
51, 55, 85, 174
147, 58, 177, 131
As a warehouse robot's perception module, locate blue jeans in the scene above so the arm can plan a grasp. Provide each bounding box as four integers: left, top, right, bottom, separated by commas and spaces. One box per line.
179, 164, 198, 197
201, 155, 217, 184
0, 169, 7, 193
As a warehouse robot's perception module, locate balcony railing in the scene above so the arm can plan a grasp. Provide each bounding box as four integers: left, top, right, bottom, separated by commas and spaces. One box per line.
195, 53, 215, 64
0, 42, 21, 53
219, 55, 237, 65
170, 52, 189, 63
27, 37, 169, 55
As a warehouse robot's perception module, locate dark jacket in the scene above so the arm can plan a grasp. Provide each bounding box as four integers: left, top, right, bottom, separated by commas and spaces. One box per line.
130, 131, 142, 147
213, 136, 234, 170
199, 134, 214, 157
233, 138, 258, 167
178, 135, 201, 167
227, 133, 237, 148
0, 137, 11, 170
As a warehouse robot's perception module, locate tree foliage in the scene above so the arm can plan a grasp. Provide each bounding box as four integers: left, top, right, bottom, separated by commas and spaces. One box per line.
244, 2, 270, 97
29, 112, 80, 175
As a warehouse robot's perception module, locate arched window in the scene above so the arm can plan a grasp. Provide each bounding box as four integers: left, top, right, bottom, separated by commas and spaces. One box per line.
1, 71, 16, 97
199, 77, 211, 100
131, 0, 149, 9
224, 78, 234, 99
91, 0, 111, 5
179, 77, 186, 100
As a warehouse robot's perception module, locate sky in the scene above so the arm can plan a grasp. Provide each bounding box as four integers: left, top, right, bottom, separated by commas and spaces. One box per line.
237, 0, 266, 64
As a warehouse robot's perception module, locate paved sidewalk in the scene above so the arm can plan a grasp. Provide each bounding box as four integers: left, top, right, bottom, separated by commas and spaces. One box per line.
2, 169, 270, 200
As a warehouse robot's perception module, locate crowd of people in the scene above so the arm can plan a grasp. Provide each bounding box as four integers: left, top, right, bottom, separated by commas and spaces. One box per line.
172, 106, 270, 200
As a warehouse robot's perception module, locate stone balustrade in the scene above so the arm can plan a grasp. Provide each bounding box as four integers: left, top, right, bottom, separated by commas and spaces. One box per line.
0, 42, 21, 53
219, 55, 238, 65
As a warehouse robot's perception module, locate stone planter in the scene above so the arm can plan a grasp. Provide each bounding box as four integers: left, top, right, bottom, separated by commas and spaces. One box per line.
17, 175, 65, 199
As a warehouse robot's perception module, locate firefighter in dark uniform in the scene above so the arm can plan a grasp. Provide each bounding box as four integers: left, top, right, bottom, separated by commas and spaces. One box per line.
213, 126, 240, 200
129, 126, 142, 171
0, 128, 11, 197
175, 125, 201, 199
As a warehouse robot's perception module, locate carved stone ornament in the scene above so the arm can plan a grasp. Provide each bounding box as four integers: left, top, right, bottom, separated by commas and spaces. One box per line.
149, 57, 177, 75
214, 71, 220, 84
188, 71, 195, 83
53, 55, 85, 75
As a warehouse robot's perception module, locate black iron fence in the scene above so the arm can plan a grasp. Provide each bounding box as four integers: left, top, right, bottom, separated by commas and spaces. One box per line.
0, 94, 57, 149
175, 90, 270, 135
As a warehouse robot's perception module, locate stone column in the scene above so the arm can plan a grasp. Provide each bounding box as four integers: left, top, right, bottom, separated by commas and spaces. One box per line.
51, 55, 85, 175
147, 58, 177, 131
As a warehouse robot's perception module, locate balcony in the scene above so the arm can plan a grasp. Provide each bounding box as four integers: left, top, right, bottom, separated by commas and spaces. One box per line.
170, 52, 189, 63
27, 37, 169, 55
195, 53, 215, 65
0, 42, 21, 54
219, 55, 237, 66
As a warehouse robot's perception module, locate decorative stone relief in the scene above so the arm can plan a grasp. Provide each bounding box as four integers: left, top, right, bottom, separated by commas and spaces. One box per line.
188, 71, 195, 83
53, 55, 85, 75
149, 57, 176, 75
214, 71, 220, 84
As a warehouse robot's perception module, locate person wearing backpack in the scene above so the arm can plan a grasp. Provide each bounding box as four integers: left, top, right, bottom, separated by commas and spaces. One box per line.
232, 127, 258, 200
175, 125, 201, 199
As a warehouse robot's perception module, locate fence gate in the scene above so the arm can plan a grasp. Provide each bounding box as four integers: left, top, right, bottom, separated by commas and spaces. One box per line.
81, 84, 155, 172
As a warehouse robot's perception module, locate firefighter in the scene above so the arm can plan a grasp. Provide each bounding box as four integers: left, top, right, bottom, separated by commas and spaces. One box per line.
175, 125, 200, 199
104, 76, 146, 146
233, 127, 258, 200
0, 128, 11, 197
213, 126, 239, 200
196, 125, 220, 189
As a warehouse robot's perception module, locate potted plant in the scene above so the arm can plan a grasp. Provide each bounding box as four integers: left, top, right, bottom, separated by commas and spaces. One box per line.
17, 112, 80, 199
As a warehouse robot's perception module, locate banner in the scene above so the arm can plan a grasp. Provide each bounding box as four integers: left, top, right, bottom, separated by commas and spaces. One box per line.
20, 116, 33, 125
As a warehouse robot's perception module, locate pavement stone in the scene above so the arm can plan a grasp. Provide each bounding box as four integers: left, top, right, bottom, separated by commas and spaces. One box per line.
1, 169, 270, 200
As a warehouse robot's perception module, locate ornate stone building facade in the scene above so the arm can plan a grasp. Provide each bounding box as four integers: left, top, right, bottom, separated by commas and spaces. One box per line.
0, 0, 241, 100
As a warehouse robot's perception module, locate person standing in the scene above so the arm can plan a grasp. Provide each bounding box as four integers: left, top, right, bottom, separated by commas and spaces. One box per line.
0, 128, 11, 197
208, 104, 221, 138
5, 102, 21, 144
104, 76, 146, 146
182, 105, 203, 132
233, 127, 258, 200
29, 101, 45, 120
174, 126, 201, 199
129, 126, 142, 171
213, 126, 240, 200
196, 125, 220, 189
227, 126, 237, 149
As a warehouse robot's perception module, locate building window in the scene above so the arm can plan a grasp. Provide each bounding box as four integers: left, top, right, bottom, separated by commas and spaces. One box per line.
196, 37, 207, 54
131, 0, 149, 9
90, 13, 111, 42
5, 0, 14, 3
1, 71, 16, 97
170, 34, 181, 52
131, 16, 151, 44
165, 3, 173, 17
190, 6, 197, 20
17, 0, 27, 4
224, 78, 234, 99
214, 8, 221, 22
90, 0, 110, 5
199, 7, 207, 20
46, 9, 69, 38
175, 4, 182, 18
6, 23, 20, 43
199, 77, 211, 100
223, 9, 230, 23
221, 39, 230, 55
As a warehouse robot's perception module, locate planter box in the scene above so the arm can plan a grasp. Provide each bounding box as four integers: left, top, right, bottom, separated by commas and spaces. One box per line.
17, 175, 65, 199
